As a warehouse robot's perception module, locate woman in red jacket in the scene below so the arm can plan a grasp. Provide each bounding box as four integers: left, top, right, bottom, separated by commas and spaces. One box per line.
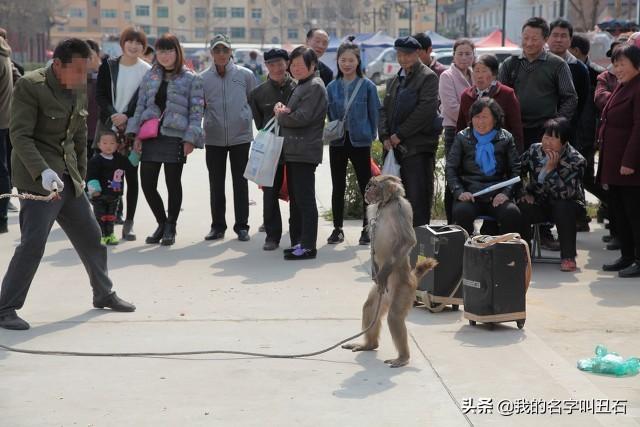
598, 44, 640, 278
457, 54, 524, 154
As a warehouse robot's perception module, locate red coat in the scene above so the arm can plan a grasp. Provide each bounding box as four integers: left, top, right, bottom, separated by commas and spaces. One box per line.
598, 73, 640, 186
456, 82, 524, 153
594, 69, 618, 113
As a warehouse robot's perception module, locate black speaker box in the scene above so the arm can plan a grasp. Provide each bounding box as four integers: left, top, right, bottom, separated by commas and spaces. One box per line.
462, 239, 528, 328
410, 225, 467, 308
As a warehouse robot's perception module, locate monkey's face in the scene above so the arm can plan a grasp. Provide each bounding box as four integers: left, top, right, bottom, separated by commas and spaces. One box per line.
365, 175, 405, 205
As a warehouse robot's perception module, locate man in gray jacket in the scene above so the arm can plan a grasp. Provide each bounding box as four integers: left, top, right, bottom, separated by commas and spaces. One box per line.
201, 34, 257, 241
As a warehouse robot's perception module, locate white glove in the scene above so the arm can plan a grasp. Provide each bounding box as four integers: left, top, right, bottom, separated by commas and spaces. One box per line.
41, 168, 64, 192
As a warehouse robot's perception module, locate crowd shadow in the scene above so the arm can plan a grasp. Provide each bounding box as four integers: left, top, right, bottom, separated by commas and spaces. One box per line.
0, 310, 108, 361
333, 351, 420, 399
588, 275, 640, 308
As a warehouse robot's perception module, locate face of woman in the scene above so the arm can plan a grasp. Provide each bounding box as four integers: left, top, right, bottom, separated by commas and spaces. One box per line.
123, 40, 143, 59
613, 56, 640, 83
290, 56, 314, 80
453, 43, 474, 71
541, 133, 563, 153
473, 62, 494, 90
156, 48, 177, 70
471, 107, 495, 135
338, 50, 359, 78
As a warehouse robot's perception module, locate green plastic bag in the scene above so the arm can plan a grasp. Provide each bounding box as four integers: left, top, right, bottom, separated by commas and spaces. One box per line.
577, 345, 639, 377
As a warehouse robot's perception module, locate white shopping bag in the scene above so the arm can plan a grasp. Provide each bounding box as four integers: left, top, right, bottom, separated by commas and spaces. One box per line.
244, 117, 284, 187
381, 149, 401, 177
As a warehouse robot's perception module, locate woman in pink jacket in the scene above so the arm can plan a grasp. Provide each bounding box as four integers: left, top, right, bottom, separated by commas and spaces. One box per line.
439, 38, 475, 222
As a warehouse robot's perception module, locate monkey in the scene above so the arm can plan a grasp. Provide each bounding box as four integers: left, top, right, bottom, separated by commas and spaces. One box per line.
342, 175, 437, 368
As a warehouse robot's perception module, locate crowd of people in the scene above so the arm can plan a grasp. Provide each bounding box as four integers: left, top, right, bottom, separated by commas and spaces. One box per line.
0, 16, 639, 329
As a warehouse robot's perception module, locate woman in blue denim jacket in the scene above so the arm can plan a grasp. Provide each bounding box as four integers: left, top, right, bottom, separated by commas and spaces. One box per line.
325, 41, 381, 245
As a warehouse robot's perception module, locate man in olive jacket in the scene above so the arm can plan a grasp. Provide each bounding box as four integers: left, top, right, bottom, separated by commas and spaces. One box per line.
379, 36, 440, 226
0, 39, 135, 331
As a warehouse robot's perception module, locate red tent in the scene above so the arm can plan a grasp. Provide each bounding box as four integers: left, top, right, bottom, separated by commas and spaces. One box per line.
475, 30, 518, 48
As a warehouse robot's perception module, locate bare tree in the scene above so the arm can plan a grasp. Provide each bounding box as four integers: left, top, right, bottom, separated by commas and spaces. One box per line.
569, 0, 603, 31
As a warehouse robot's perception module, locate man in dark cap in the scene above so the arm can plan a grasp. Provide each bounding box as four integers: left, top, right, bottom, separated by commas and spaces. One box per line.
412, 32, 447, 77
379, 36, 440, 226
248, 48, 296, 250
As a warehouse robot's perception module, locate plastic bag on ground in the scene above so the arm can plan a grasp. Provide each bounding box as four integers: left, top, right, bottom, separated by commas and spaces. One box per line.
577, 345, 639, 377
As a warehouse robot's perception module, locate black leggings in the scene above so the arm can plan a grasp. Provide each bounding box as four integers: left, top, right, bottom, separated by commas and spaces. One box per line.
329, 134, 371, 228
140, 161, 184, 225
124, 165, 139, 221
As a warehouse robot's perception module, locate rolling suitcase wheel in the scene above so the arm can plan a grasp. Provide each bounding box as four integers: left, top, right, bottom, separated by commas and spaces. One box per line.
452, 304, 459, 311
516, 319, 525, 329
468, 320, 476, 326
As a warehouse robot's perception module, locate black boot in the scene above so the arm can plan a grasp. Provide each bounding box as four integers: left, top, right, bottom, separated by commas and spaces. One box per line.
161, 223, 176, 246
146, 222, 165, 244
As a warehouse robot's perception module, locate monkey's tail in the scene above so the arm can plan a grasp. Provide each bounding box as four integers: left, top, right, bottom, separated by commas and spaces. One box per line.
413, 258, 438, 280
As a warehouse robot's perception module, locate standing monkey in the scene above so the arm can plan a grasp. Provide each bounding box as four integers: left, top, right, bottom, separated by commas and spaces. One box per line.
343, 175, 437, 367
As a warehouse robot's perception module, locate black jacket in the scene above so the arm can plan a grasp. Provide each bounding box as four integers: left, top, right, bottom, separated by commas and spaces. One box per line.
379, 61, 440, 158
317, 61, 333, 87
446, 128, 521, 201
575, 59, 606, 152
248, 74, 296, 130
96, 56, 140, 129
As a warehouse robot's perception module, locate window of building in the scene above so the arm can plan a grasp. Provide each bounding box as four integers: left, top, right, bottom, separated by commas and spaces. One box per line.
531, 6, 535, 16
69, 8, 85, 18
195, 27, 207, 39
101, 9, 117, 19
307, 8, 320, 19
104, 27, 119, 34
231, 8, 245, 18
92, 18, 98, 26
158, 26, 170, 36
213, 27, 227, 36
195, 7, 207, 19
399, 8, 410, 19
68, 27, 85, 32
135, 5, 150, 17
250, 28, 265, 40
157, 6, 169, 18
538, 5, 543, 16
178, 15, 186, 23
124, 11, 131, 20
213, 7, 226, 18
90, 0, 97, 7
251, 8, 262, 19
231, 27, 246, 39
287, 28, 298, 40
288, 9, 297, 21
398, 28, 410, 37
553, 1, 557, 17
141, 25, 151, 34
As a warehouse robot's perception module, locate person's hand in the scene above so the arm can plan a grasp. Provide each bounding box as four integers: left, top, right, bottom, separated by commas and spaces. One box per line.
521, 194, 535, 204
458, 192, 474, 202
492, 193, 509, 207
383, 139, 392, 151
620, 166, 635, 175
111, 113, 128, 128
183, 142, 195, 157
133, 138, 142, 154
41, 168, 64, 192
544, 150, 560, 173
390, 134, 401, 147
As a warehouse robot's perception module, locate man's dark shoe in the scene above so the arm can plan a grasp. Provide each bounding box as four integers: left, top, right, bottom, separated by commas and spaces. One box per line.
259, 224, 266, 232
540, 235, 561, 251
619, 262, 640, 278
284, 247, 317, 260
603, 257, 634, 272
602, 235, 613, 243
146, 223, 165, 244
359, 228, 370, 245
327, 228, 344, 244
606, 238, 621, 251
283, 244, 301, 255
204, 228, 225, 241
237, 230, 250, 242
263, 241, 279, 251
93, 293, 136, 312
0, 312, 30, 330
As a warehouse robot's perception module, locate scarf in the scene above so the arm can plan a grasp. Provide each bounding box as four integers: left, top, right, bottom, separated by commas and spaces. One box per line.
473, 128, 498, 176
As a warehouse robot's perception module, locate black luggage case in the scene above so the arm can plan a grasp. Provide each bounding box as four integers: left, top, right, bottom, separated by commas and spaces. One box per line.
410, 225, 467, 311
462, 234, 530, 329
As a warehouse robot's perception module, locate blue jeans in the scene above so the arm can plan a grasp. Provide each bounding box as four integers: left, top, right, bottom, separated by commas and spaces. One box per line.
0, 129, 10, 219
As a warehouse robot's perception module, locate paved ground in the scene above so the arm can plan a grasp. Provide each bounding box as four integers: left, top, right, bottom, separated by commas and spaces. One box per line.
0, 147, 638, 427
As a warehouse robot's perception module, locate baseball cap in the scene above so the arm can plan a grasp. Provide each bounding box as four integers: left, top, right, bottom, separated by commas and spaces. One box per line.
210, 34, 231, 50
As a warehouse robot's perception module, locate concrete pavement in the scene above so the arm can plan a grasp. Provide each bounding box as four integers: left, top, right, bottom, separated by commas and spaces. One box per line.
0, 147, 638, 426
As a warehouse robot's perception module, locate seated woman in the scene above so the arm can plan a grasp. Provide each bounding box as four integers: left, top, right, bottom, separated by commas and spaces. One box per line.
518, 117, 586, 272
446, 97, 522, 236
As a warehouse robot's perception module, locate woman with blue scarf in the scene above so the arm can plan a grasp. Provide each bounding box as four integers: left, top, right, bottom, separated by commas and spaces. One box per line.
445, 97, 522, 236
